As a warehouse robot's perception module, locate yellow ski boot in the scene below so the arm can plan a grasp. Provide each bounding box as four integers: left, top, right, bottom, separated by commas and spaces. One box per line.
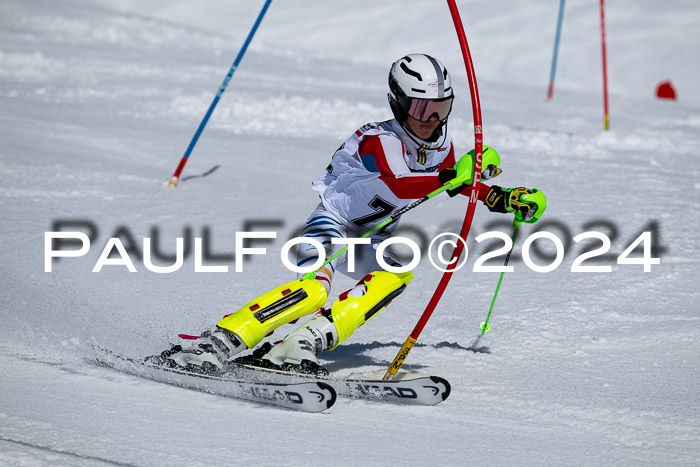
159, 278, 327, 374
260, 271, 413, 375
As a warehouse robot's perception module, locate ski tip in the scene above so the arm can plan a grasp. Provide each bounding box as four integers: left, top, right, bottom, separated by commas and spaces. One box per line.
430, 376, 451, 402
316, 381, 337, 409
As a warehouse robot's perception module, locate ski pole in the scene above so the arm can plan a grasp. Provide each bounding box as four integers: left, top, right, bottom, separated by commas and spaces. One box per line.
547, 0, 566, 101
301, 183, 453, 281
168, 0, 273, 188
384, 0, 483, 380
479, 218, 522, 334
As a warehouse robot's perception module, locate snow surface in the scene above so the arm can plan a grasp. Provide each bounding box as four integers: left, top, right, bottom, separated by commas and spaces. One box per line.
1, 0, 699, 465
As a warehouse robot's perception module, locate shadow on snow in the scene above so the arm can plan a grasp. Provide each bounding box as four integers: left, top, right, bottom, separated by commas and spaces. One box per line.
321, 339, 490, 373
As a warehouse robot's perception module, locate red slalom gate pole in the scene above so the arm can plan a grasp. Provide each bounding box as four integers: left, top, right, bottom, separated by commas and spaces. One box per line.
384, 0, 483, 380
600, 0, 610, 130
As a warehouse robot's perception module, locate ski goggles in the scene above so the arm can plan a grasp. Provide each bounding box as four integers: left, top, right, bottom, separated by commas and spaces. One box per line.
401, 95, 454, 122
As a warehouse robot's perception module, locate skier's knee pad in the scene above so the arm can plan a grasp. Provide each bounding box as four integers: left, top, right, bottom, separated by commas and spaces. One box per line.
216, 278, 327, 349
329, 270, 413, 349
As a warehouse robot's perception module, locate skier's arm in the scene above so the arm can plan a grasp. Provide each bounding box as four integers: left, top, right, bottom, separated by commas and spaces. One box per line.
359, 135, 489, 201
358, 135, 444, 199
440, 146, 547, 223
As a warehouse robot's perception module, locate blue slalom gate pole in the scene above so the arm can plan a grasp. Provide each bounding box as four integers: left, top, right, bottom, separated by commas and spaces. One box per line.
546, 0, 565, 101
168, 0, 273, 188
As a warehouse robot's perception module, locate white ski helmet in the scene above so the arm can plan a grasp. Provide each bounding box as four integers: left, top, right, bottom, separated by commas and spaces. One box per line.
388, 54, 454, 139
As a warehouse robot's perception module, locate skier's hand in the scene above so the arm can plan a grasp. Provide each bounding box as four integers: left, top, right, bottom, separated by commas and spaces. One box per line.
438, 152, 473, 193
485, 186, 547, 224
439, 146, 502, 197
438, 166, 464, 196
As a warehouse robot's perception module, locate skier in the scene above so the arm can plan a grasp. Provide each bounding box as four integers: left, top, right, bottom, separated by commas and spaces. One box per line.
153, 54, 547, 375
